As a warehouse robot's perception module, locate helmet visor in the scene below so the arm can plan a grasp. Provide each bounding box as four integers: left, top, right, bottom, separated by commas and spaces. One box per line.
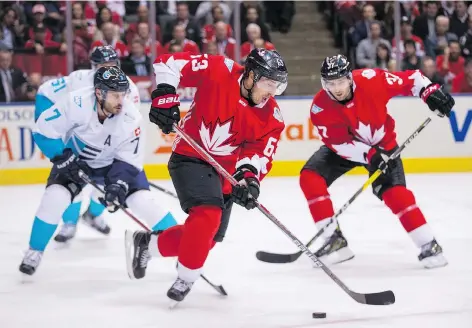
321, 76, 351, 94
256, 76, 287, 96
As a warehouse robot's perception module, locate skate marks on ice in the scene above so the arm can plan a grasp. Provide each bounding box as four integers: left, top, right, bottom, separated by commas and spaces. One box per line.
0, 175, 471, 328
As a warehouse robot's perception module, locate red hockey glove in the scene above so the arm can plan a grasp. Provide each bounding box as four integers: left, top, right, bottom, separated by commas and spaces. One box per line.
231, 165, 260, 210
420, 83, 454, 118
149, 83, 181, 134
365, 147, 391, 174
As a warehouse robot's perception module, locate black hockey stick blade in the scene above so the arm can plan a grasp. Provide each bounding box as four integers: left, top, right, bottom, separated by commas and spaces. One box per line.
200, 274, 228, 296
256, 250, 302, 263
351, 290, 395, 305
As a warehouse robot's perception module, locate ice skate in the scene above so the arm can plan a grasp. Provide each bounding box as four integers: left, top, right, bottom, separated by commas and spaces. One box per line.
167, 277, 194, 308
314, 226, 355, 265
82, 208, 111, 235
19, 249, 43, 275
125, 230, 159, 279
418, 239, 448, 269
53, 223, 77, 243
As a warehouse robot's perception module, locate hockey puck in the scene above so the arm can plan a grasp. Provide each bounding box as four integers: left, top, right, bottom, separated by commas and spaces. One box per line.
312, 312, 327, 319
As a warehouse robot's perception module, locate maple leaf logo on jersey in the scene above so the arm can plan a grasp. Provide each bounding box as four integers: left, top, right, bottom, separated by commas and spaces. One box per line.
354, 122, 385, 146
199, 119, 238, 156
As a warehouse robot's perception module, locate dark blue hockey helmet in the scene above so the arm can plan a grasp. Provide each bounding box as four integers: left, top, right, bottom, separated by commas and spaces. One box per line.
90, 45, 120, 68
94, 66, 129, 93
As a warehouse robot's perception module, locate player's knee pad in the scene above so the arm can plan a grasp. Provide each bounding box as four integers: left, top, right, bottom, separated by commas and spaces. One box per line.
36, 184, 72, 225
126, 190, 177, 230
300, 169, 329, 199
187, 205, 223, 240
213, 198, 233, 243
382, 186, 416, 213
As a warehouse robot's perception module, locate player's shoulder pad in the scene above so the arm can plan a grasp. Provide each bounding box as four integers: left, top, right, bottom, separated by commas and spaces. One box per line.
122, 98, 142, 125
311, 90, 328, 115
353, 68, 385, 83
69, 69, 92, 81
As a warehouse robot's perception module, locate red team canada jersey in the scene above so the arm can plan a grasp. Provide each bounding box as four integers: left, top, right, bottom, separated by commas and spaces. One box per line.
153, 52, 285, 191
310, 68, 431, 164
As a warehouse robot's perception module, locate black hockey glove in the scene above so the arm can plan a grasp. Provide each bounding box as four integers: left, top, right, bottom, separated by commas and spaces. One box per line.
100, 181, 128, 213
149, 83, 181, 134
51, 148, 88, 183
366, 146, 394, 174
231, 165, 260, 210
420, 84, 454, 118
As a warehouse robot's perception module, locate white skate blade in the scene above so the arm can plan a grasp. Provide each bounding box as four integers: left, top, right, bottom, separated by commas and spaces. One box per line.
314, 247, 355, 267
421, 253, 448, 269
124, 230, 136, 280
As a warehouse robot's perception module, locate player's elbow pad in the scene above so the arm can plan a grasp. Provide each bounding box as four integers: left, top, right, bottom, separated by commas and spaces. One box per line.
32, 132, 65, 160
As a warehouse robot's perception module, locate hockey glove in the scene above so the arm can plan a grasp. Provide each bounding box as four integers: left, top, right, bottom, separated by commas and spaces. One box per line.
420, 84, 454, 118
100, 181, 128, 213
51, 148, 88, 183
366, 147, 393, 174
231, 165, 260, 210
149, 83, 180, 134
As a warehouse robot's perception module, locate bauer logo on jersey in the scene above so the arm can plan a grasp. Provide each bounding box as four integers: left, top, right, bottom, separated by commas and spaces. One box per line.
224, 58, 234, 72
311, 104, 324, 114
273, 107, 283, 122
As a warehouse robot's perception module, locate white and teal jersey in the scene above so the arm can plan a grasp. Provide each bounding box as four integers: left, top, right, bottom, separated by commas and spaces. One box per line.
35, 69, 140, 121
33, 86, 144, 170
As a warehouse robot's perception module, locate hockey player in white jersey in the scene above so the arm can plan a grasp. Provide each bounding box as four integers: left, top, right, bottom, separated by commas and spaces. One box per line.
35, 46, 143, 243
20, 66, 177, 275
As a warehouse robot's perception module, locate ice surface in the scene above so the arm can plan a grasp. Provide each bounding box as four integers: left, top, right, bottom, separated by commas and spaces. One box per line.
1, 174, 471, 328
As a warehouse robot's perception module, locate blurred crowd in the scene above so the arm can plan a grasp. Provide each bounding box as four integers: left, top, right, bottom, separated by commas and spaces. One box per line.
0, 0, 296, 103
322, 0, 472, 93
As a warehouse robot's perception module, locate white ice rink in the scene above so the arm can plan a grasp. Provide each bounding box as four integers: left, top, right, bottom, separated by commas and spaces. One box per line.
1, 173, 471, 328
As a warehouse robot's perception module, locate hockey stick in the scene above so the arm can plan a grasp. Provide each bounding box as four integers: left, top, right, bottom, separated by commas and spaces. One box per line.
77, 171, 228, 296
148, 181, 179, 199
256, 116, 433, 264
173, 123, 395, 306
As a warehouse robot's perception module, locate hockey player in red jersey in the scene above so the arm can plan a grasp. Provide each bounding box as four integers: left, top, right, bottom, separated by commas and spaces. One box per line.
124, 49, 288, 303
300, 54, 454, 269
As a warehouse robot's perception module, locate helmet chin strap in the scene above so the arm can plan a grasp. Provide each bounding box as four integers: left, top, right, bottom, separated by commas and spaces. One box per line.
97, 90, 113, 119
241, 73, 259, 107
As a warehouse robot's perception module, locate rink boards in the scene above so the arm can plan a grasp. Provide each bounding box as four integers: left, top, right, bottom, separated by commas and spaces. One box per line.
0, 96, 471, 185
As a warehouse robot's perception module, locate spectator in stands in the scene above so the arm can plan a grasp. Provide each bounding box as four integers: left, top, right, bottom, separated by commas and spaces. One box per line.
451, 58, 472, 93
0, 46, 28, 103
392, 16, 424, 59
356, 21, 391, 68
205, 41, 218, 55
424, 15, 458, 58
449, 1, 468, 38
135, 22, 164, 57
168, 42, 183, 54
121, 38, 151, 77
374, 43, 393, 71
400, 1, 421, 23
401, 39, 422, 70
27, 4, 53, 42
203, 21, 235, 60
72, 2, 89, 30
0, 7, 24, 49
413, 1, 439, 41
241, 4, 271, 43
25, 24, 66, 54
125, 5, 161, 44
350, 4, 377, 48
195, 1, 231, 26
421, 56, 445, 86
164, 24, 199, 55
440, 1, 456, 18
459, 15, 472, 58
163, 2, 201, 49
94, 6, 121, 40
241, 23, 275, 61
437, 40, 465, 85
71, 2, 92, 69
202, 5, 233, 42
91, 22, 128, 58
